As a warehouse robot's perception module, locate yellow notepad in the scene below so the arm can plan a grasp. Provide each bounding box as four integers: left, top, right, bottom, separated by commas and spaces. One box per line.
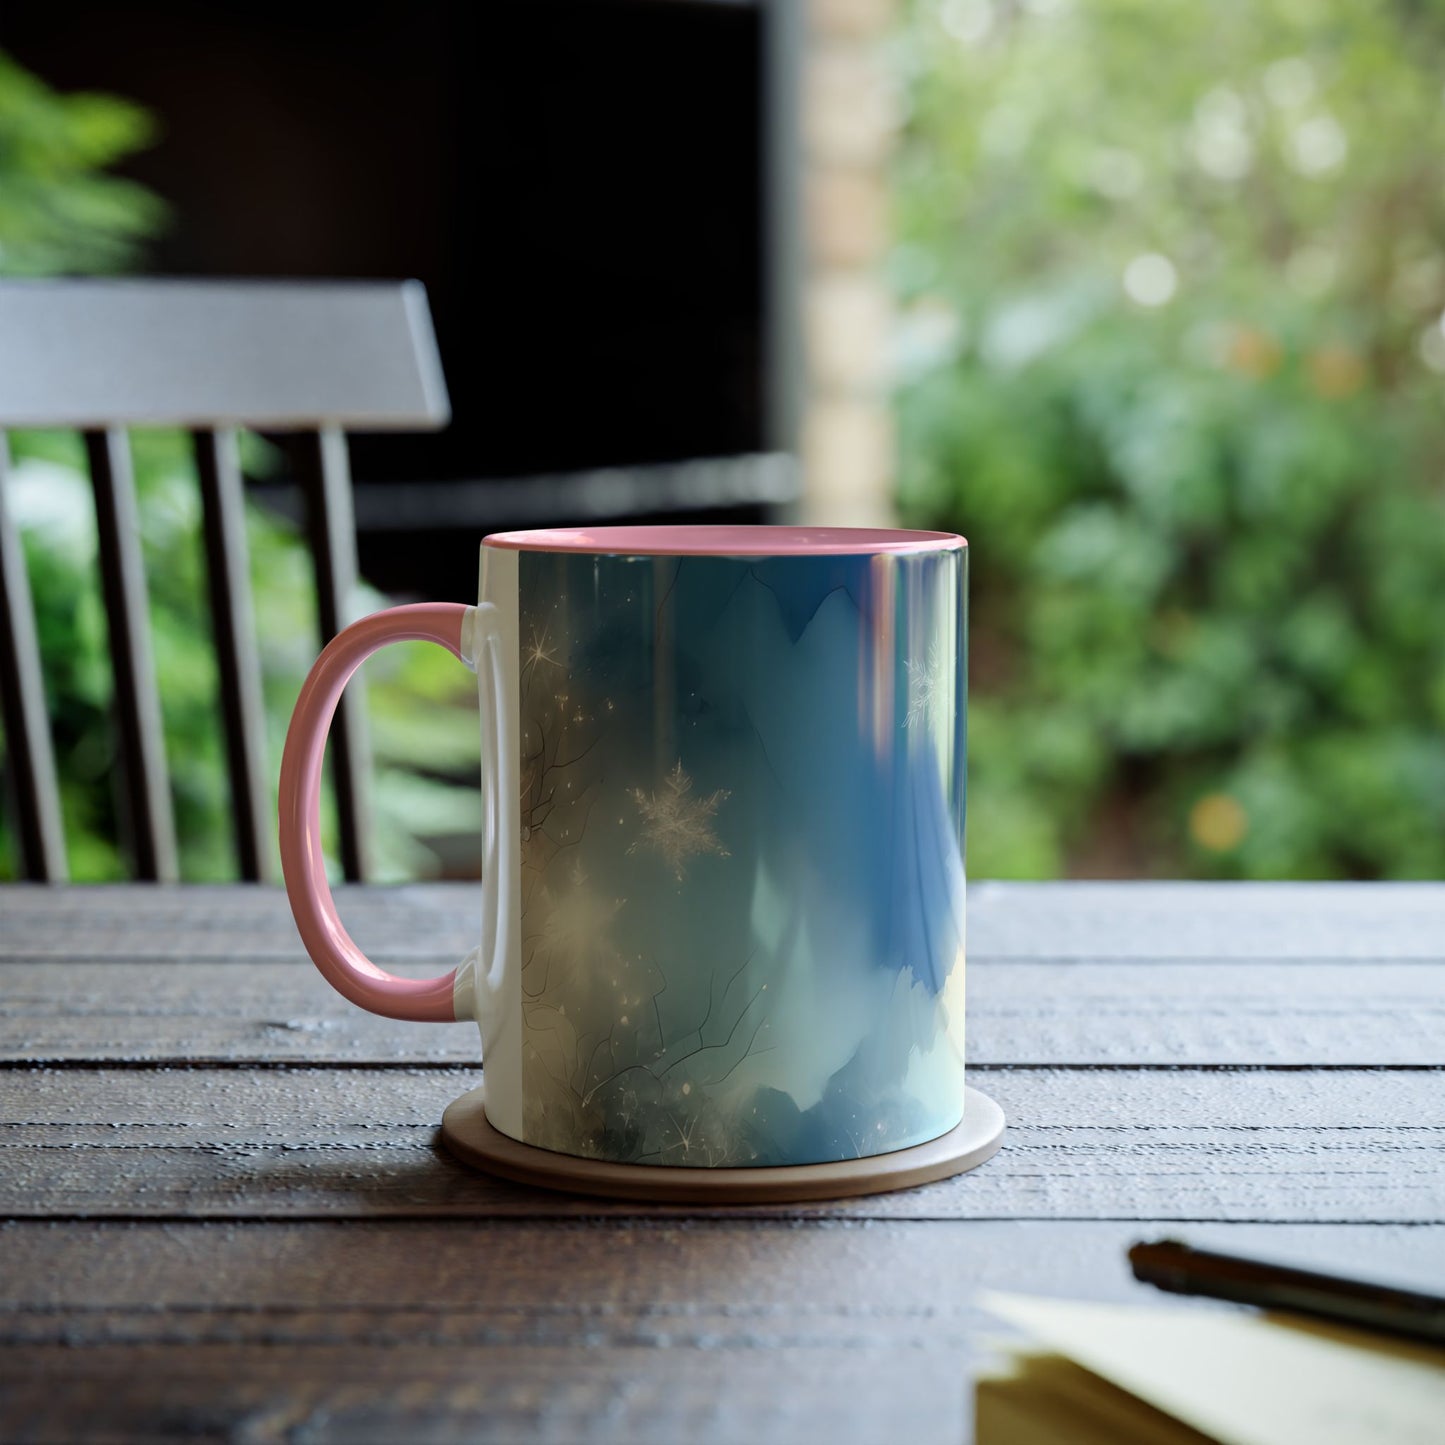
977, 1292, 1445, 1445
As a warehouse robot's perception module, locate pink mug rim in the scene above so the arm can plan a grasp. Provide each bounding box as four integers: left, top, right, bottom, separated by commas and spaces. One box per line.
481, 524, 967, 557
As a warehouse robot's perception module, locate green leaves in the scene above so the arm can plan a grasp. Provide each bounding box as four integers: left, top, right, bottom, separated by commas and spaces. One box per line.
0, 51, 166, 275
897, 0, 1445, 879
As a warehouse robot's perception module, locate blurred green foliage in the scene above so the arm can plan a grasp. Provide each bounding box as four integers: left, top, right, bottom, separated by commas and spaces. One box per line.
893, 0, 1445, 878
0, 51, 166, 273
0, 54, 478, 881
3, 434, 481, 881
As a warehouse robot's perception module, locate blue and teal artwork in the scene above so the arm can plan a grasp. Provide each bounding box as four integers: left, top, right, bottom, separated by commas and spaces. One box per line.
516, 547, 967, 1166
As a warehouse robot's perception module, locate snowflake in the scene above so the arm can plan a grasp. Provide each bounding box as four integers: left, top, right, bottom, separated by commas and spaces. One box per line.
522, 625, 562, 681
905, 641, 946, 729
628, 761, 730, 881
534, 860, 626, 965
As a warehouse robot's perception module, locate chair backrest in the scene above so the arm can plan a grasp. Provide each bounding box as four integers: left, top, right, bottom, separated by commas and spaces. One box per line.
0, 279, 450, 884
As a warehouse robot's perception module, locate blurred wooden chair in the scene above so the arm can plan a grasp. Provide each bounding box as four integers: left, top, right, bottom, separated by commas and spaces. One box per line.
0, 279, 450, 884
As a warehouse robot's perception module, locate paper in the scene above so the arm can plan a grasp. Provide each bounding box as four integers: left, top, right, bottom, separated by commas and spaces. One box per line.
976, 1348, 1217, 1445
978, 1292, 1445, 1445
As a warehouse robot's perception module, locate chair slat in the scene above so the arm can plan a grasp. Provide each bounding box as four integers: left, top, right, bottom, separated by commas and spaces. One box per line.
193, 429, 271, 882
295, 427, 370, 883
0, 434, 68, 880
0, 281, 449, 431
84, 429, 178, 883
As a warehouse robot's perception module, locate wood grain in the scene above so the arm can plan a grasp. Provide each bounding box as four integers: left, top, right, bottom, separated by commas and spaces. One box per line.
0, 885, 480, 961
2, 882, 1441, 1444
4, 882, 1442, 961
0, 1344, 959, 1445
4, 1219, 1436, 1338
0, 1220, 1438, 1445
2, 1066, 1439, 1222
4, 959, 1442, 1066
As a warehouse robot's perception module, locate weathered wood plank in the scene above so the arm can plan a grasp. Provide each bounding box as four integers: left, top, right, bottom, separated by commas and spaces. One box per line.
0, 1345, 954, 1445
966, 881, 1445, 960
0, 1220, 1436, 1445
3, 883, 1441, 962
0, 885, 481, 961
968, 962, 1445, 1065
3, 960, 1442, 1067
1, 1067, 1438, 1222
3, 1219, 1436, 1338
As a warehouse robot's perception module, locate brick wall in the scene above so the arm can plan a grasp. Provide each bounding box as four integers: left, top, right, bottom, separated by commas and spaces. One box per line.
800, 0, 897, 526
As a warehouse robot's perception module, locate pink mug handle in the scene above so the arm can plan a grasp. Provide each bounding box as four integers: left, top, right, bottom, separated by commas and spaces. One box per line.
279, 602, 473, 1022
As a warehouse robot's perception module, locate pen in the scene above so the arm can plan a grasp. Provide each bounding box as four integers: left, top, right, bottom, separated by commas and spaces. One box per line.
1128, 1238, 1445, 1348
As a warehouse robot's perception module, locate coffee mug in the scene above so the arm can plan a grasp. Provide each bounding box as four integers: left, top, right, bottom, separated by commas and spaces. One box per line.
280, 525, 967, 1169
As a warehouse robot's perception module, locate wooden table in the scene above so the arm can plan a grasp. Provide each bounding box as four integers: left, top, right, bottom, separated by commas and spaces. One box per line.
2, 882, 1441, 1442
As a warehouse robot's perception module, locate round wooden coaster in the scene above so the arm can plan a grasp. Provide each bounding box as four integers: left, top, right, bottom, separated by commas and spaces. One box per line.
440, 1085, 1005, 1203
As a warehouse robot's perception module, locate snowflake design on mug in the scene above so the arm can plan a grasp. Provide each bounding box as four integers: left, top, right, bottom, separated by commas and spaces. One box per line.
628, 761, 730, 881
522, 624, 562, 681
905, 641, 946, 729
